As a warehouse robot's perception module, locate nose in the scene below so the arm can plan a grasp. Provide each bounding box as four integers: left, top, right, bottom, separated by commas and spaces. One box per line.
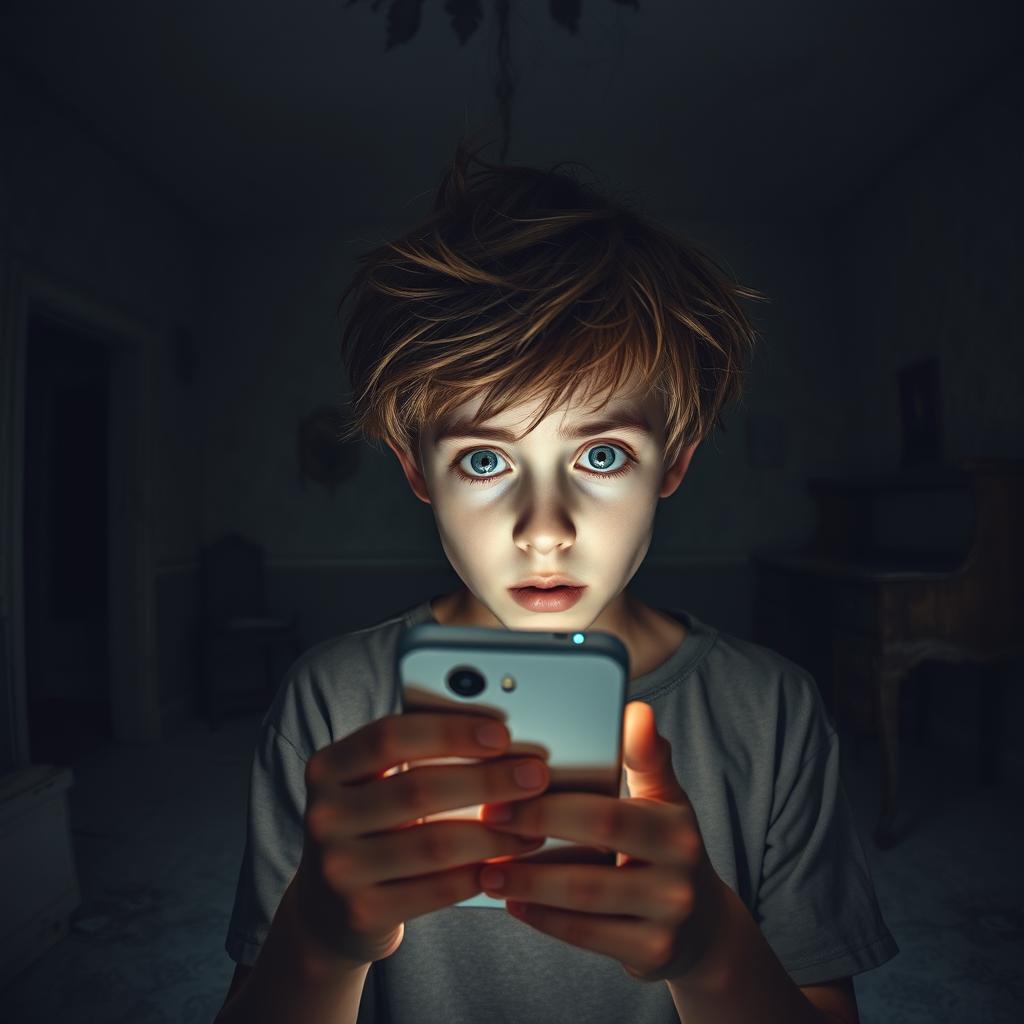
513, 490, 577, 552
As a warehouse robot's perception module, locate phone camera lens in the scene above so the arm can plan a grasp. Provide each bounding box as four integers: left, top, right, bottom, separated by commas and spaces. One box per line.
447, 666, 485, 698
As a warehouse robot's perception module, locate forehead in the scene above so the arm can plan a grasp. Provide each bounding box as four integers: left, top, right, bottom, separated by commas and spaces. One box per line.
428, 375, 662, 448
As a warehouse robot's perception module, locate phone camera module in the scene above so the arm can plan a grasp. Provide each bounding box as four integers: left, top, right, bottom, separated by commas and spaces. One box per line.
446, 666, 485, 698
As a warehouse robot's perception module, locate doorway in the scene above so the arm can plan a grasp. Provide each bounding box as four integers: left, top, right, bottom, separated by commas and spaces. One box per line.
23, 314, 112, 765
1, 270, 160, 776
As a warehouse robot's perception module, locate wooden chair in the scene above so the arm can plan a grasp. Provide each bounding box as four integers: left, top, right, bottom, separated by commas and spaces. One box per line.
198, 533, 303, 731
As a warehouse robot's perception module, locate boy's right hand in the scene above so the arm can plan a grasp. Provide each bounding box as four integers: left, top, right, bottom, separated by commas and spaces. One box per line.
290, 712, 549, 969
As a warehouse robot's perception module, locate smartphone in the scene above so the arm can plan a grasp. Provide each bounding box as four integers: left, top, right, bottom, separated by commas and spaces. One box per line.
395, 621, 629, 909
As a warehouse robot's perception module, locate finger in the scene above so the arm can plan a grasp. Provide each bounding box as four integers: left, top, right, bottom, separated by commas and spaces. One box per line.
482, 792, 696, 866
504, 901, 674, 978
306, 712, 511, 792
622, 701, 686, 804
319, 756, 549, 837
344, 862, 489, 933
327, 819, 546, 887
480, 862, 689, 924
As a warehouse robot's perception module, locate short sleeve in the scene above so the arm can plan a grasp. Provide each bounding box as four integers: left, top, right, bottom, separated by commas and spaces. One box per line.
224, 720, 309, 966
220, 638, 388, 1024
754, 728, 900, 985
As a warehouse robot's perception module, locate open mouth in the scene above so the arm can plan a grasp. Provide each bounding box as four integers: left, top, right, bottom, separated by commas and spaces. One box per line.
508, 584, 587, 611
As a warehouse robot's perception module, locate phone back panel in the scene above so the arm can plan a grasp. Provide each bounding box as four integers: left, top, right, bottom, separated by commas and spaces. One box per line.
395, 622, 629, 909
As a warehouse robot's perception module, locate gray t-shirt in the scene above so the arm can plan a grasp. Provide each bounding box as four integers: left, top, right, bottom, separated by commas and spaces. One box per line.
226, 598, 898, 1023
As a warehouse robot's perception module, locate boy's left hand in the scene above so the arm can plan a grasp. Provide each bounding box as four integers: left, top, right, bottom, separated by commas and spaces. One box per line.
478, 700, 730, 984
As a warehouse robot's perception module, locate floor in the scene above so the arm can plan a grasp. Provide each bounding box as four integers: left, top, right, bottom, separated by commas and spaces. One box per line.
3, 708, 1022, 1024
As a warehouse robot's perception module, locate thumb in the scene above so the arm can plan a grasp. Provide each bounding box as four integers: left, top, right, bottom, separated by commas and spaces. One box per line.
622, 700, 687, 804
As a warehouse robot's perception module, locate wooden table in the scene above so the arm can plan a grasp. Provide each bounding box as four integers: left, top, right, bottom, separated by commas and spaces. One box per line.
751, 459, 1023, 848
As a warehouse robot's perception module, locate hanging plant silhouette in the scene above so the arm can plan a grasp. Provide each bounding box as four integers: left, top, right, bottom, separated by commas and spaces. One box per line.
345, 0, 640, 159
345, 0, 639, 49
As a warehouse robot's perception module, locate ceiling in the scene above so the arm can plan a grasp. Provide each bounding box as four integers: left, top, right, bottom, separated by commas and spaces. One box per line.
2, 0, 1020, 230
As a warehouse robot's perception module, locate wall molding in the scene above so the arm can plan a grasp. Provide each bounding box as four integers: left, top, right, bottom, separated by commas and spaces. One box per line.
157, 555, 749, 574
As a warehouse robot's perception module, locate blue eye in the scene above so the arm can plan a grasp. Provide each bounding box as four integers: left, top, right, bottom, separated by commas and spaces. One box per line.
453, 442, 635, 485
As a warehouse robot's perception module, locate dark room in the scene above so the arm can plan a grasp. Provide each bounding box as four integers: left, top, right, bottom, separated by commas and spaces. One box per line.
0, 2, 1021, 1022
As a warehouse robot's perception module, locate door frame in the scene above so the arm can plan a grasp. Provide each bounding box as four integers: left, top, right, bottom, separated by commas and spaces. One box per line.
1, 260, 159, 772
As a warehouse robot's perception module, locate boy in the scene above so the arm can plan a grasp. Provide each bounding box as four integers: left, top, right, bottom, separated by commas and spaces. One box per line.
218, 141, 898, 1024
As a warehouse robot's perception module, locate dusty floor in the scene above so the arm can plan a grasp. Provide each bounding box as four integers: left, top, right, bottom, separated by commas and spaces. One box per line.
3, 706, 1022, 1024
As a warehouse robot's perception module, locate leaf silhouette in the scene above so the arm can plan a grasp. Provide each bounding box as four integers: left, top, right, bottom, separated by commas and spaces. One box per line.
348, 0, 639, 49
445, 0, 483, 45
549, 0, 582, 35
385, 0, 423, 50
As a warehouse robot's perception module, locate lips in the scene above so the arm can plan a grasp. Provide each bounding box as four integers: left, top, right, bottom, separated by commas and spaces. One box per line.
510, 575, 584, 590
509, 582, 586, 612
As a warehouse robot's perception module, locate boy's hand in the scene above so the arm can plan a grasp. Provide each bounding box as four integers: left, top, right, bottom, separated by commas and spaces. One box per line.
477, 700, 730, 984
292, 712, 549, 969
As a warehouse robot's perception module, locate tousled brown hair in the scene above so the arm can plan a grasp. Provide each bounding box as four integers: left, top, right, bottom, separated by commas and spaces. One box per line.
336, 138, 765, 467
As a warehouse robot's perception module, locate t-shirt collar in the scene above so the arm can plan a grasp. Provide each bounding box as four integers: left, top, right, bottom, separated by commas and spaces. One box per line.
404, 597, 718, 700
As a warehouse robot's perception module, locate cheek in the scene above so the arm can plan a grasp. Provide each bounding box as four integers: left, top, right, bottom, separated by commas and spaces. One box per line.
434, 506, 496, 559
596, 492, 658, 534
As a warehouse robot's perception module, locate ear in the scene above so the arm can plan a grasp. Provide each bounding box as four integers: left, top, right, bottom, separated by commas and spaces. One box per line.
659, 440, 700, 499
386, 440, 433, 505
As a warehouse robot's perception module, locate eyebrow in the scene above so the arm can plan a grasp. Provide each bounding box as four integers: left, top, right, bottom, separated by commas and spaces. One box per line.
432, 407, 653, 447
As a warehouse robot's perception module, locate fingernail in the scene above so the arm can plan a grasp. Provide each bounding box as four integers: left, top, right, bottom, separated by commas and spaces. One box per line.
514, 761, 544, 789
480, 866, 505, 890
477, 723, 507, 748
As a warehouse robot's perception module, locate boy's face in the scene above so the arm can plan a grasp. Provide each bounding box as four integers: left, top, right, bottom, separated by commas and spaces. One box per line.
388, 375, 699, 635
